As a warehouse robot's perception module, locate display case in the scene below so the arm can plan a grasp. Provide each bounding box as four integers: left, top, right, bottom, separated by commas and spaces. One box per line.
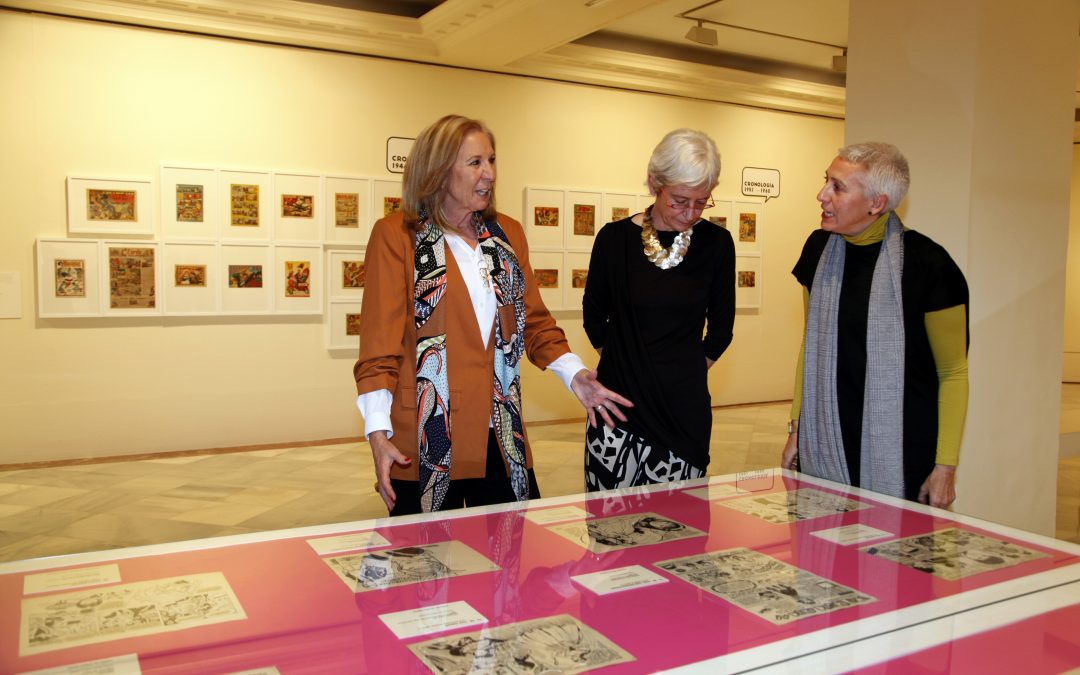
2, 471, 1077, 673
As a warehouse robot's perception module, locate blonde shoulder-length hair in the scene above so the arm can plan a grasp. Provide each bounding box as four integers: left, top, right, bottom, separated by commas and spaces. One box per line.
402, 114, 497, 232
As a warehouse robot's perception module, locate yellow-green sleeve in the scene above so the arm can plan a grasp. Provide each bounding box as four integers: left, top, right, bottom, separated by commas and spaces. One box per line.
925, 304, 969, 466
790, 287, 809, 421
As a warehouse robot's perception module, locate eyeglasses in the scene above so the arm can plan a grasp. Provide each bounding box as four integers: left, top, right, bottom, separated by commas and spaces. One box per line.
663, 190, 715, 212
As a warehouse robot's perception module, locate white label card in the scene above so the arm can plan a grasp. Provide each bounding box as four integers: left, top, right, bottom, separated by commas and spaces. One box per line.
18, 653, 141, 674
379, 601, 487, 640
811, 524, 894, 546
306, 531, 391, 556
572, 565, 669, 595
522, 505, 589, 525
23, 564, 121, 595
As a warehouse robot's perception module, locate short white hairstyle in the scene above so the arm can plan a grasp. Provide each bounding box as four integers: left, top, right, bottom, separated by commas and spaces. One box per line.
838, 142, 910, 211
647, 128, 721, 191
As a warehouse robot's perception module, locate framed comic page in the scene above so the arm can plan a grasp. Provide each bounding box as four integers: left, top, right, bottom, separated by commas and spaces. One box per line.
67, 176, 153, 236
220, 169, 273, 242
275, 172, 322, 243
601, 192, 637, 227
327, 248, 365, 302
524, 187, 564, 249
734, 200, 765, 254
372, 179, 403, 225
162, 241, 219, 316
735, 253, 762, 309
564, 190, 601, 251
328, 300, 363, 351
160, 165, 219, 240
220, 243, 272, 314
274, 245, 321, 315
324, 176, 371, 246
564, 251, 591, 312
529, 249, 563, 311
101, 241, 161, 317
37, 238, 102, 317
708, 198, 733, 234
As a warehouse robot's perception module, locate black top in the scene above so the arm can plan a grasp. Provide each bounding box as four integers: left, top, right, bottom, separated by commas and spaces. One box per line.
583, 216, 735, 469
792, 228, 968, 499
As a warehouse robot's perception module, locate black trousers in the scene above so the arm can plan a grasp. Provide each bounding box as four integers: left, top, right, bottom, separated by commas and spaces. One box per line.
389, 429, 540, 517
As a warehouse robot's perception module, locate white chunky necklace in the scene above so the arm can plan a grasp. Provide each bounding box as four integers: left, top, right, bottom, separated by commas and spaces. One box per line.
641, 206, 693, 269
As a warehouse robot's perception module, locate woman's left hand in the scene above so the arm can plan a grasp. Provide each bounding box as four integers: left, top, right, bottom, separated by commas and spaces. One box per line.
918, 464, 957, 508
571, 369, 633, 428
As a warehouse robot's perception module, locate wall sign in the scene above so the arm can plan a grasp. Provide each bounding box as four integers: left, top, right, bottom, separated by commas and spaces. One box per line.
386, 137, 414, 174
741, 167, 780, 201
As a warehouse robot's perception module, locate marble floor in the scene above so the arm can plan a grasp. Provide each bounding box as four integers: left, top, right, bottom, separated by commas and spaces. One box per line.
1, 394, 1078, 563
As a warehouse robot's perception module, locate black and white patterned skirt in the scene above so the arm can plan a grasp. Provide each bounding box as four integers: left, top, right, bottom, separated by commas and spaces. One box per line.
584, 423, 703, 492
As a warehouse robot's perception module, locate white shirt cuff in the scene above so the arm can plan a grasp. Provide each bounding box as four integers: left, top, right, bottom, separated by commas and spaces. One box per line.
356, 390, 393, 439
548, 352, 587, 392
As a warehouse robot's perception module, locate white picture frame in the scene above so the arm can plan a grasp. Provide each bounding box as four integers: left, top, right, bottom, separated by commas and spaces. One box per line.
162, 241, 219, 315
564, 190, 601, 251
601, 192, 637, 226
735, 253, 762, 309
733, 200, 765, 254
327, 248, 365, 301
324, 176, 371, 245
328, 300, 363, 351
274, 172, 322, 243
67, 176, 153, 236
160, 165, 219, 240
274, 245, 322, 315
36, 238, 103, 318
564, 251, 591, 312
102, 241, 162, 316
708, 199, 734, 233
524, 187, 564, 249
220, 243, 272, 314
528, 249, 563, 311
220, 169, 273, 242
637, 193, 655, 214
372, 179, 403, 223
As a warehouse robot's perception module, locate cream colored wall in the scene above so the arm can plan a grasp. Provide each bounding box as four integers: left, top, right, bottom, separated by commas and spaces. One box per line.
0, 11, 841, 464
1064, 145, 1080, 383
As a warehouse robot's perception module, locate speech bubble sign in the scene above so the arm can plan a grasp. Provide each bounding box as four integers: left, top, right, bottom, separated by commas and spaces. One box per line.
386, 136, 415, 174
741, 167, 780, 202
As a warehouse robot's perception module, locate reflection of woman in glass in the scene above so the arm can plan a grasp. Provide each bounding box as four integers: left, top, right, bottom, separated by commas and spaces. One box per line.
582, 128, 734, 491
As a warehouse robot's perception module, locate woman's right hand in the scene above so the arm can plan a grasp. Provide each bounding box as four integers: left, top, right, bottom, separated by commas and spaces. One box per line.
368, 431, 411, 511
781, 424, 799, 470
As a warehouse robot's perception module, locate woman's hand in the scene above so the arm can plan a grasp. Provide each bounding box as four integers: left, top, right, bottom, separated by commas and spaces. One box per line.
570, 369, 633, 429
918, 464, 957, 509
368, 431, 411, 511
781, 421, 799, 470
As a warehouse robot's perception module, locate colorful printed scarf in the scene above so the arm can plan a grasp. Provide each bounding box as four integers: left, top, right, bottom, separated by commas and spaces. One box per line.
414, 214, 529, 512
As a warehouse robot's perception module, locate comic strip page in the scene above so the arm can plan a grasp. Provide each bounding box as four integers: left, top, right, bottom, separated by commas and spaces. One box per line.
409, 614, 633, 674
324, 541, 500, 592
716, 489, 870, 524
20, 572, 245, 656
655, 548, 875, 625
546, 512, 706, 553
861, 528, 1049, 581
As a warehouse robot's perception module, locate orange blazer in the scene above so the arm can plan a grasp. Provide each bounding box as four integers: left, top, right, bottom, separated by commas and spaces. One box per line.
353, 211, 572, 481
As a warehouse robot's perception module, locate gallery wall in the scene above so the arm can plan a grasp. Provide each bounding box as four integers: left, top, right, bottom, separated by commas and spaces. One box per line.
0, 10, 844, 464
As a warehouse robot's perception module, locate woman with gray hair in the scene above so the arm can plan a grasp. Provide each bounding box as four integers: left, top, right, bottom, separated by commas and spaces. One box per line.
781, 142, 969, 508
582, 128, 735, 491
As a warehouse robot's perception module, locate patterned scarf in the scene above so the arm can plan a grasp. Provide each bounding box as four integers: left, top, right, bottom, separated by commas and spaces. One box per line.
413, 214, 529, 512
800, 212, 906, 498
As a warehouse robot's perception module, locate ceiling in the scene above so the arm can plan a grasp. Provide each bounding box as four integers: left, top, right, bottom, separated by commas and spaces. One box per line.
3, 0, 1077, 128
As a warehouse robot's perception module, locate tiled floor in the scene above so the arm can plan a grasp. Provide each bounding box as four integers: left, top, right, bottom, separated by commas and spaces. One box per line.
1, 394, 1078, 563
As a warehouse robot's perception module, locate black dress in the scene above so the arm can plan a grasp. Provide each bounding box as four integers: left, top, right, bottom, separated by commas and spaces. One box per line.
792, 228, 969, 499
583, 216, 735, 470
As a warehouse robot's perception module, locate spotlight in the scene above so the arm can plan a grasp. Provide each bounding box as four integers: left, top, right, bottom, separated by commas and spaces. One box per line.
685, 21, 718, 47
